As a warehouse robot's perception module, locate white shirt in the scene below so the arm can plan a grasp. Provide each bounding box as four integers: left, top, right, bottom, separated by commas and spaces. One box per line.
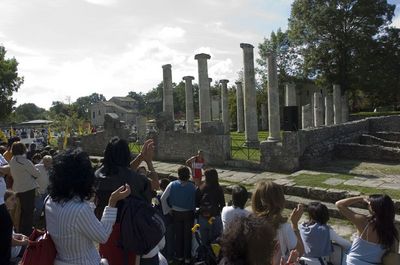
277, 223, 298, 259
221, 206, 250, 230
35, 164, 49, 194
9, 155, 40, 193
46, 197, 117, 265
0, 176, 6, 205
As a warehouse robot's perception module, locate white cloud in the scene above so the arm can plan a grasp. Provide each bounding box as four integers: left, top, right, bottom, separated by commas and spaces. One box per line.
393, 16, 400, 28
158, 27, 186, 42
84, 0, 117, 6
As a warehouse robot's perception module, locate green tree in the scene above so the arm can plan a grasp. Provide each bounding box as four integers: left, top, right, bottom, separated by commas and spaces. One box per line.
73, 93, 106, 120
0, 46, 24, 121
127, 91, 145, 114
288, 0, 396, 93
13, 103, 46, 122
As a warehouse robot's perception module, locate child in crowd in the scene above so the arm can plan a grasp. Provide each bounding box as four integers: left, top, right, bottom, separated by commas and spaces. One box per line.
196, 168, 225, 246
161, 166, 196, 264
299, 202, 351, 265
221, 185, 250, 230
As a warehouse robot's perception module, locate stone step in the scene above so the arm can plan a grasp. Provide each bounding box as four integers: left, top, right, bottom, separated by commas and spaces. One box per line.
284, 194, 400, 224
221, 182, 400, 215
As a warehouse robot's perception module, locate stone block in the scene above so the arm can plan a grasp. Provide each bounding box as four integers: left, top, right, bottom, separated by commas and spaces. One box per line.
284, 185, 309, 197
308, 187, 327, 201
326, 188, 347, 202
200, 121, 225, 135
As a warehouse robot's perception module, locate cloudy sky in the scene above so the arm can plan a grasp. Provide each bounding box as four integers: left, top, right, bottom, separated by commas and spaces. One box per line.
1, 0, 399, 110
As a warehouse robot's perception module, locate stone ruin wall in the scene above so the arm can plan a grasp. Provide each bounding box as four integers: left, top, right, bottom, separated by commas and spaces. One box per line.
260, 115, 400, 172
153, 122, 231, 166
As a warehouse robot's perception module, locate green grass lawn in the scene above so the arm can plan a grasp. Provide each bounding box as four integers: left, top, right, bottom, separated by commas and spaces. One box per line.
291, 173, 400, 199
230, 131, 269, 161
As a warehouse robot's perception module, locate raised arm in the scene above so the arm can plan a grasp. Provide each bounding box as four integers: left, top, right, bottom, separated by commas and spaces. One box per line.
335, 196, 368, 233
130, 139, 154, 171
185, 156, 195, 167
289, 204, 305, 257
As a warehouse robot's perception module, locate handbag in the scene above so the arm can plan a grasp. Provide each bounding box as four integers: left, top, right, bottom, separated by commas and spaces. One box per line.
20, 197, 57, 265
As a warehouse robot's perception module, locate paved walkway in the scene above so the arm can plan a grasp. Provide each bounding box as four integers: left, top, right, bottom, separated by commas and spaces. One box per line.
153, 159, 400, 193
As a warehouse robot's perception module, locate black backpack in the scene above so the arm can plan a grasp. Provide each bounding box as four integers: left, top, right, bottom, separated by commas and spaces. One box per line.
119, 196, 166, 259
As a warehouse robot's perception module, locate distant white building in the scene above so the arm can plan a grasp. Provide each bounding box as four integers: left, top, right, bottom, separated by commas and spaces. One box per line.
90, 97, 139, 127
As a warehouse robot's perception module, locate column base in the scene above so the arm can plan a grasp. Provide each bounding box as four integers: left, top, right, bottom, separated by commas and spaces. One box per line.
267, 136, 280, 142
244, 140, 260, 148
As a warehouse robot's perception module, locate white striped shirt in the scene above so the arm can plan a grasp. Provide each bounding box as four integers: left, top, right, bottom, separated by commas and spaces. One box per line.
45, 197, 117, 265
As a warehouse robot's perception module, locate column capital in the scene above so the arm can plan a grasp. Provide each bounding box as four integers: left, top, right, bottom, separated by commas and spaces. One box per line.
182, 76, 194, 81
240, 43, 254, 49
162, 64, 171, 69
220, 79, 229, 85
235, 81, 242, 85
194, 53, 211, 60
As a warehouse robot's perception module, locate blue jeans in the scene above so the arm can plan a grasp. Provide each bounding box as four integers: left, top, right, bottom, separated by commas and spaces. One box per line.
198, 215, 222, 246
34, 193, 47, 225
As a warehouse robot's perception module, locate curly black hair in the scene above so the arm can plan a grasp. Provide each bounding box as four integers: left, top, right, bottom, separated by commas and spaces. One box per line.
219, 215, 276, 265
48, 148, 94, 202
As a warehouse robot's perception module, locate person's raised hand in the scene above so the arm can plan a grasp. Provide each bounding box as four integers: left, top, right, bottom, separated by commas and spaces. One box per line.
140, 139, 154, 162
289, 204, 304, 226
108, 184, 131, 207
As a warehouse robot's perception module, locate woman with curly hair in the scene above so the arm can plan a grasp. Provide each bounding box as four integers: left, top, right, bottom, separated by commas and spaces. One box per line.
336, 194, 399, 265
46, 148, 130, 265
251, 181, 304, 264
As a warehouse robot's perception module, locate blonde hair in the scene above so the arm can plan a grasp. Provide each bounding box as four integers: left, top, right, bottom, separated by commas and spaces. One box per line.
251, 181, 287, 228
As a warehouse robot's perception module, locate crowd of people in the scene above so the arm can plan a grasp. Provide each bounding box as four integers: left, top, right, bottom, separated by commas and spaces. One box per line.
0, 135, 399, 265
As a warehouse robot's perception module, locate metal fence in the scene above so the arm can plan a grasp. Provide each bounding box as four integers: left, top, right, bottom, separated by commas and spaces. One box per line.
230, 136, 260, 161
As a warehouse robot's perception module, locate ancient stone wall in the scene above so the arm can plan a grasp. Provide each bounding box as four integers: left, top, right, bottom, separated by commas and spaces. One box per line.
153, 130, 230, 166
360, 134, 400, 148
335, 143, 400, 162
260, 115, 400, 172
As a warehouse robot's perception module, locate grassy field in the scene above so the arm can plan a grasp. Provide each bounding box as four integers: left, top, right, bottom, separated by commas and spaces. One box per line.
230, 131, 268, 161
291, 173, 400, 199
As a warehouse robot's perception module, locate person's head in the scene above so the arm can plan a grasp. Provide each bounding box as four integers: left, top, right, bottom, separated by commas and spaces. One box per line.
307, 202, 329, 225
4, 190, 17, 211
103, 137, 131, 175
159, 178, 170, 191
231, 185, 248, 209
42, 155, 53, 169
40, 150, 50, 158
204, 168, 219, 187
251, 181, 286, 227
368, 194, 399, 248
30, 143, 36, 151
11, 142, 27, 155
219, 215, 276, 265
32, 153, 42, 164
197, 150, 203, 158
137, 166, 147, 176
177, 166, 190, 181
7, 137, 20, 150
48, 148, 94, 203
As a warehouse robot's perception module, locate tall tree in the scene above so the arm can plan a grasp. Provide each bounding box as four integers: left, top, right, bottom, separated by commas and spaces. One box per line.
74, 93, 106, 120
14, 103, 46, 121
127, 91, 145, 113
288, 0, 396, 93
0, 46, 24, 121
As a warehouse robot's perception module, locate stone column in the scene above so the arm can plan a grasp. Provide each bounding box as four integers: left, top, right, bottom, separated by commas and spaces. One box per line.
341, 92, 349, 123
235, 81, 244, 132
302, 104, 312, 129
325, 94, 333, 125
194, 53, 211, 124
211, 95, 220, 120
240, 43, 259, 147
136, 115, 147, 144
314, 92, 323, 127
220, 79, 230, 133
183, 76, 195, 133
162, 64, 174, 120
266, 51, 281, 142
333, 84, 342, 124
261, 103, 268, 130
285, 83, 297, 106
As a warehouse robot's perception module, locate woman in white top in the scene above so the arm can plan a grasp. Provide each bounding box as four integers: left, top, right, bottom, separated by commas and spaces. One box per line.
251, 181, 304, 264
46, 148, 131, 265
9, 142, 40, 236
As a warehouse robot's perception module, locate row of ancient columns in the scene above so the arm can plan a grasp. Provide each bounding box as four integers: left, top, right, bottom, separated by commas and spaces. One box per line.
301, 84, 349, 129
161, 43, 283, 146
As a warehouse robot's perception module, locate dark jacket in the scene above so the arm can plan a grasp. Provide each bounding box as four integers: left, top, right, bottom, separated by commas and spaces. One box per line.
196, 185, 225, 217
94, 166, 153, 221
